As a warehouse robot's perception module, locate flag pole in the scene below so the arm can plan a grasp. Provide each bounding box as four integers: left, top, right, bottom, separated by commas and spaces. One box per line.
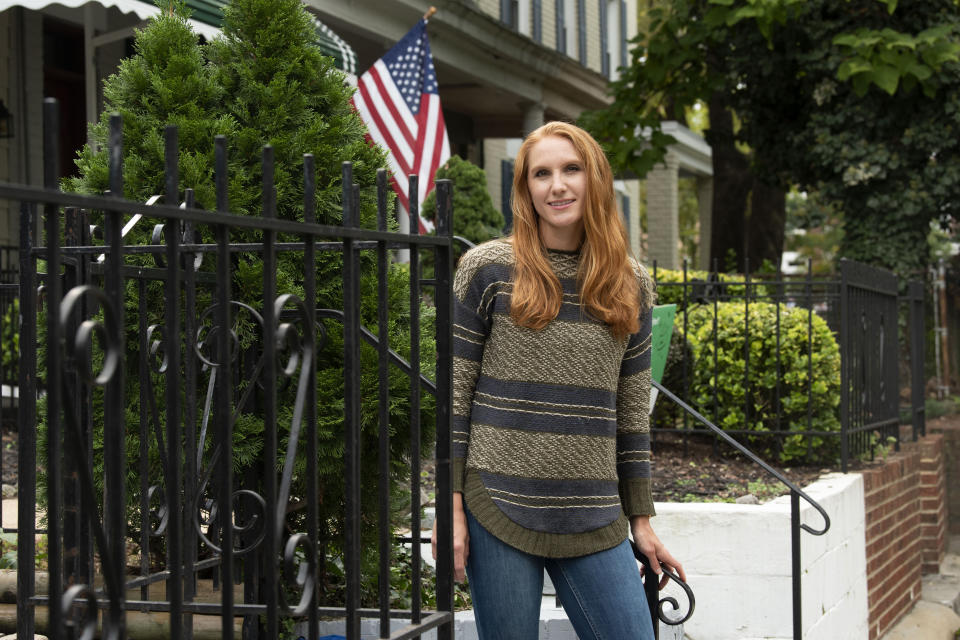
423, 6, 437, 21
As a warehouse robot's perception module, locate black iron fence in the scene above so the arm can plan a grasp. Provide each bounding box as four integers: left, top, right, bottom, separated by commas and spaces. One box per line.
649, 259, 925, 472
3, 100, 455, 640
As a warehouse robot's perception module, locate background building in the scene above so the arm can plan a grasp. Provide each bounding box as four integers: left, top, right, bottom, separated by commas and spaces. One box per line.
1, 0, 643, 253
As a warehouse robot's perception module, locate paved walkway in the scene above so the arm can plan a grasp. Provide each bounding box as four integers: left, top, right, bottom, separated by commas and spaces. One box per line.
880, 535, 960, 640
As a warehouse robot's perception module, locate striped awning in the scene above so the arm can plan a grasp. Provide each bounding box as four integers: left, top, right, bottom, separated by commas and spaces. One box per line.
180, 0, 356, 74
2, 0, 356, 73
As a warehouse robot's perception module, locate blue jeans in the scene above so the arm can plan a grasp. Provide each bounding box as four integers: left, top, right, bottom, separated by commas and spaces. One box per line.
465, 508, 655, 640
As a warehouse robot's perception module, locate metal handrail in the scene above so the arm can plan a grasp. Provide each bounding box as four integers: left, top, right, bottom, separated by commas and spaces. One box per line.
652, 379, 830, 640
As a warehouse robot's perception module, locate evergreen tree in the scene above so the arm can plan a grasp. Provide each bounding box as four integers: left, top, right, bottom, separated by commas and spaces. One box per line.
422, 156, 505, 244
60, 0, 436, 605
65, 1, 233, 211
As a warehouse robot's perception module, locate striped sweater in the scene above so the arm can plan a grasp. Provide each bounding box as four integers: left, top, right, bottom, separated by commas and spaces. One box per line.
453, 238, 655, 558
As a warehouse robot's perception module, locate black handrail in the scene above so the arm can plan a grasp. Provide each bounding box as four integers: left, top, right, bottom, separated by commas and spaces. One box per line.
652, 379, 831, 639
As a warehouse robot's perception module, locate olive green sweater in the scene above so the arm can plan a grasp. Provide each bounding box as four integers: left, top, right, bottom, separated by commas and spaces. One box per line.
453, 239, 655, 558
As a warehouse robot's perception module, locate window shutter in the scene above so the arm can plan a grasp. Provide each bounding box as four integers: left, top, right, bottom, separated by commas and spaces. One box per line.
533, 0, 542, 43
501, 160, 515, 231
501, 0, 512, 27
577, 0, 587, 65
556, 0, 566, 53
620, 0, 628, 69
621, 194, 631, 236
600, 0, 609, 77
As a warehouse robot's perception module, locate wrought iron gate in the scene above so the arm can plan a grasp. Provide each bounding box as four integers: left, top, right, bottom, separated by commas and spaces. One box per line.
838, 258, 901, 472
4, 99, 455, 640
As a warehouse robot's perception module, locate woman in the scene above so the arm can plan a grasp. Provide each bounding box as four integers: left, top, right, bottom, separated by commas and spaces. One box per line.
434, 121, 684, 640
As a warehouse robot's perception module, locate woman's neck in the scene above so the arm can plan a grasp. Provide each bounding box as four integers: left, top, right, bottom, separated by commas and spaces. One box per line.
539, 226, 584, 252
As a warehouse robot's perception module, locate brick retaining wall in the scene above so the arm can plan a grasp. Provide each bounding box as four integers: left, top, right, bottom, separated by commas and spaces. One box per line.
859, 434, 948, 640
928, 419, 960, 535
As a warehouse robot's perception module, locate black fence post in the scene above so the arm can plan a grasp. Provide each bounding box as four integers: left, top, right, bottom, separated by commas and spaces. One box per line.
434, 178, 455, 640
909, 280, 926, 440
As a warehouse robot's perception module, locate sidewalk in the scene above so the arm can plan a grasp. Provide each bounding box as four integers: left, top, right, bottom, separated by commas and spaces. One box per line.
880, 534, 960, 640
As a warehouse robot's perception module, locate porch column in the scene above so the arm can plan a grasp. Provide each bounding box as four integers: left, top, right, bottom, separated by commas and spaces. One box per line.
646, 152, 679, 270
522, 101, 544, 137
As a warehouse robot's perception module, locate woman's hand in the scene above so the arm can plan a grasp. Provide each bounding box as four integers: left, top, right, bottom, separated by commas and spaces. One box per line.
630, 515, 686, 590
432, 492, 470, 583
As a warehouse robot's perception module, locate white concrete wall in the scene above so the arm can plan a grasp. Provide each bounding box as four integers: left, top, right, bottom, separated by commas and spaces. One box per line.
653, 472, 868, 640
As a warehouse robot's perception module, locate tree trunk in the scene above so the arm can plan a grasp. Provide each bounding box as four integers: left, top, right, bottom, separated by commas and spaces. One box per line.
706, 92, 787, 273
706, 92, 750, 272
745, 178, 786, 272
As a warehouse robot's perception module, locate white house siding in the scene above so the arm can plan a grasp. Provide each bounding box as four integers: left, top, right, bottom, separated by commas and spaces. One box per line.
585, 0, 600, 74
483, 137, 508, 217
476, 0, 499, 19
541, 0, 556, 49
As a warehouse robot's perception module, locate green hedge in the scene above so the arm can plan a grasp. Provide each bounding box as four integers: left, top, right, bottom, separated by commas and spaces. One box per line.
653, 268, 769, 309
674, 301, 841, 463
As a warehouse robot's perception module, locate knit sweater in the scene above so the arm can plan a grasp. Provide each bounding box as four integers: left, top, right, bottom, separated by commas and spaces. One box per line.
452, 238, 655, 558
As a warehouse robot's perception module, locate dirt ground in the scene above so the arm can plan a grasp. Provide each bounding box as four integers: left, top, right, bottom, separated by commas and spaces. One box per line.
650, 434, 835, 503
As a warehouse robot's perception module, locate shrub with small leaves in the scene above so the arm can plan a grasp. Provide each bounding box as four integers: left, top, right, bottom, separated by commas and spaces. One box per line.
679, 301, 841, 463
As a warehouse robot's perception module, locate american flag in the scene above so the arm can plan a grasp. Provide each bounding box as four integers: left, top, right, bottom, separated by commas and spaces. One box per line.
352, 18, 450, 234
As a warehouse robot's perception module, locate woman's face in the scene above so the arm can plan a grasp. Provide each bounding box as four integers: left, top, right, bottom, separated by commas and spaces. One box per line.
525, 135, 587, 251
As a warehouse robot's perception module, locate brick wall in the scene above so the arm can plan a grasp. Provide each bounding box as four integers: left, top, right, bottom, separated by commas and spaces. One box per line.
929, 420, 960, 534
919, 435, 948, 574
858, 434, 948, 640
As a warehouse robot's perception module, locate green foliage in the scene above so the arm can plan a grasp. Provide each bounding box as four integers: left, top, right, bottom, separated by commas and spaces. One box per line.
653, 268, 768, 308
422, 156, 504, 244
1, 299, 17, 382
56, 0, 437, 604
583, 0, 960, 278
677, 301, 842, 463
0, 533, 48, 569
64, 1, 232, 209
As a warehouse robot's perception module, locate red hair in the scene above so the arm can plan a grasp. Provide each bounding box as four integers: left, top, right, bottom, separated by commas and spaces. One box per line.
509, 121, 648, 338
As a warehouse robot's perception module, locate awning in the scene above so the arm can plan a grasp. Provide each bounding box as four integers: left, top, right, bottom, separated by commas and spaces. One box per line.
3, 0, 357, 73
5, 0, 220, 39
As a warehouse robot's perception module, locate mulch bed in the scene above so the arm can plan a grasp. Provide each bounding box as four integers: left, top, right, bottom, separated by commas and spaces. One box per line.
650, 434, 832, 503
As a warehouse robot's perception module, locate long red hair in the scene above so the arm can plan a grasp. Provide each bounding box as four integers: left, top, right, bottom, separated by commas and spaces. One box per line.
509, 121, 649, 338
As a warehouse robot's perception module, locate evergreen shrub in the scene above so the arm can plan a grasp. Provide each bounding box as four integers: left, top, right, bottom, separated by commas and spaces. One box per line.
422, 156, 504, 246
54, 0, 436, 603
677, 301, 841, 463
653, 268, 770, 309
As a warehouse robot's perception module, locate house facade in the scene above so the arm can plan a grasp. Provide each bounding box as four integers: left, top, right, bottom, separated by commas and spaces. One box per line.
1, 0, 644, 255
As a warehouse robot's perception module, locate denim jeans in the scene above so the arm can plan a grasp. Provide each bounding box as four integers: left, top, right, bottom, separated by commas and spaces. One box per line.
464, 507, 655, 640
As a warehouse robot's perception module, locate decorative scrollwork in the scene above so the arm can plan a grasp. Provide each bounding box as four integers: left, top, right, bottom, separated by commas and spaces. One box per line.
58, 285, 121, 386
61, 583, 98, 640
271, 294, 314, 546
194, 301, 263, 369
280, 532, 317, 616
146, 485, 169, 536
193, 460, 267, 558
145, 324, 168, 374
633, 545, 696, 626
274, 294, 312, 378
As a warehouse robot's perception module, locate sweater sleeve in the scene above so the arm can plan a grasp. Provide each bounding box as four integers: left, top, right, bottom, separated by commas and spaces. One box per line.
451, 246, 496, 493
616, 272, 656, 517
